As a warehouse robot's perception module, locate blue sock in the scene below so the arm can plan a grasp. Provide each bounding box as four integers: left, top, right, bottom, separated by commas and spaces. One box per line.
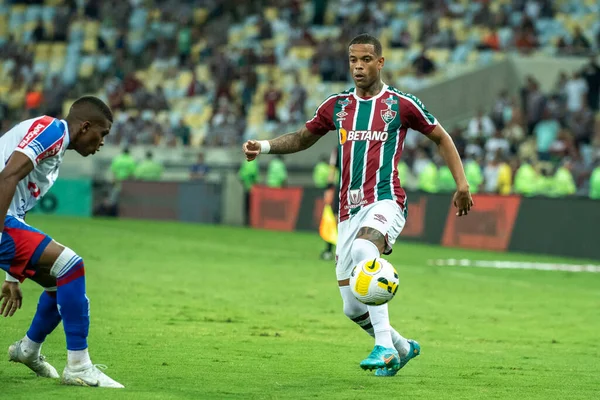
56, 259, 89, 351
26, 291, 62, 343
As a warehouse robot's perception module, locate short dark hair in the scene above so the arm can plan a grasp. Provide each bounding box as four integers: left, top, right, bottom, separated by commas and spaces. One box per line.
348, 33, 382, 57
70, 95, 113, 123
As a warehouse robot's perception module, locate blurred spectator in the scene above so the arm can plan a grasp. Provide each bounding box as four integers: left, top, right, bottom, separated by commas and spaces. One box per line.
497, 153, 513, 195
522, 77, 546, 134
412, 50, 436, 77
238, 159, 259, 225
178, 21, 193, 67
173, 119, 191, 147
554, 71, 569, 101
190, 153, 209, 180
473, 2, 493, 26
418, 157, 438, 193
110, 148, 136, 182
464, 156, 483, 194
581, 56, 600, 112
449, 126, 466, 158
264, 80, 282, 122
149, 86, 169, 111
553, 160, 577, 197
467, 109, 495, 139
313, 155, 330, 189
43, 76, 70, 118
534, 108, 560, 161
502, 118, 525, 152
514, 159, 538, 196
567, 107, 595, 146
32, 19, 46, 43
481, 28, 500, 51
514, 27, 537, 54
483, 152, 501, 193
548, 128, 576, 162
267, 155, 287, 188
187, 72, 208, 97
571, 26, 591, 56
437, 164, 455, 193
491, 90, 510, 129
412, 149, 432, 179
485, 130, 510, 160
25, 83, 43, 118
429, 27, 457, 49
258, 16, 273, 40
134, 151, 163, 181
289, 75, 307, 123
391, 28, 412, 49
565, 72, 588, 113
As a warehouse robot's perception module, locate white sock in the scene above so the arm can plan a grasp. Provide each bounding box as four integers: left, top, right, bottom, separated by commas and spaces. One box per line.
368, 303, 395, 349
391, 329, 411, 357
20, 335, 42, 357
67, 348, 92, 369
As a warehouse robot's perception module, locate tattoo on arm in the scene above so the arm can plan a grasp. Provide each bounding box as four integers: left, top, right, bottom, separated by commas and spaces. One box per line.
269, 127, 321, 154
356, 227, 386, 253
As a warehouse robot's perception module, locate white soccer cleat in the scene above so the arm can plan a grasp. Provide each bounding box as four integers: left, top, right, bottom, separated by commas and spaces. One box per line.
8, 340, 60, 379
62, 364, 124, 388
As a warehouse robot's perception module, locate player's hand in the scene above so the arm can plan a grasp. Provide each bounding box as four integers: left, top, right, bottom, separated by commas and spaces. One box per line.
453, 186, 473, 217
242, 140, 261, 161
0, 281, 22, 317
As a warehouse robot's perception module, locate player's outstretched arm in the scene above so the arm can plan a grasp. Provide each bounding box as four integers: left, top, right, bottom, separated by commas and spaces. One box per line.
427, 124, 473, 216
242, 126, 322, 161
0, 152, 34, 232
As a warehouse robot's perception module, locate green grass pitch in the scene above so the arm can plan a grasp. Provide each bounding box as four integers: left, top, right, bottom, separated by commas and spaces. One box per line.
1, 215, 599, 399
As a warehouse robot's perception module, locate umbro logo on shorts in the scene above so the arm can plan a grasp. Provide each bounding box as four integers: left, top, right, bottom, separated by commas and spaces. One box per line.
373, 214, 387, 224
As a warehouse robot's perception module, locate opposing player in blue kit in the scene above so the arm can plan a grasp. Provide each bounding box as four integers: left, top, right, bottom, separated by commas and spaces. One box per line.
0, 96, 124, 388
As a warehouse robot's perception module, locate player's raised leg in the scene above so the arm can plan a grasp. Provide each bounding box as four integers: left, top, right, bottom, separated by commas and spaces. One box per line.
32, 240, 124, 388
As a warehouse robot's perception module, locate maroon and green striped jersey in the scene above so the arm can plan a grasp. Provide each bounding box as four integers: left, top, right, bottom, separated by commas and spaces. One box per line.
305, 84, 437, 222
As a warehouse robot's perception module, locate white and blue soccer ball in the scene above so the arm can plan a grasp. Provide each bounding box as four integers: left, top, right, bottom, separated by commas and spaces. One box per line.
349, 258, 399, 306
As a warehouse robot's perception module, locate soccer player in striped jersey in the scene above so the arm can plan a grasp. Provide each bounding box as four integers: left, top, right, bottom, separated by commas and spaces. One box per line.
0, 97, 123, 388
243, 33, 473, 375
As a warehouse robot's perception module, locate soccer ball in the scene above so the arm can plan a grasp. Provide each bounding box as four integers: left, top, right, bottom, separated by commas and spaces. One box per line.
349, 258, 399, 306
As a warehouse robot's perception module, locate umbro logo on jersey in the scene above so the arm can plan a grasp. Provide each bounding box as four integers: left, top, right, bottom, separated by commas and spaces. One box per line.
339, 128, 389, 144
336, 111, 348, 119
381, 97, 397, 106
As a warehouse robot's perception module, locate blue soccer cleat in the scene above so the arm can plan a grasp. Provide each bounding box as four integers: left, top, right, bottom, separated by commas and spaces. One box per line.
359, 345, 400, 371
375, 339, 421, 377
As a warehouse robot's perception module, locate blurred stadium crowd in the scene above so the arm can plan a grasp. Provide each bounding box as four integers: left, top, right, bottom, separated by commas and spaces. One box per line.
1, 0, 599, 197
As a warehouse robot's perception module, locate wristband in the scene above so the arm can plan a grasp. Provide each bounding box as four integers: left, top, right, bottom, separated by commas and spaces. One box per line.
258, 140, 271, 154
5, 271, 19, 283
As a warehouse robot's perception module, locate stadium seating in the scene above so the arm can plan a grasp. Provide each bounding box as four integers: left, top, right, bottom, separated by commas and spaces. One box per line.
0, 0, 599, 194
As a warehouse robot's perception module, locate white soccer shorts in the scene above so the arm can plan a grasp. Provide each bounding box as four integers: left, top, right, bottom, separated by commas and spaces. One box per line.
335, 199, 406, 281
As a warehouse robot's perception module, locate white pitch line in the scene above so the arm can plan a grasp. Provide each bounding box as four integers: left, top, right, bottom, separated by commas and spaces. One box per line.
427, 259, 600, 273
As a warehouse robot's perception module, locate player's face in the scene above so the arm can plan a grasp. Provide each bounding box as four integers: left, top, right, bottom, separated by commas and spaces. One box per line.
348, 44, 384, 89
75, 119, 111, 156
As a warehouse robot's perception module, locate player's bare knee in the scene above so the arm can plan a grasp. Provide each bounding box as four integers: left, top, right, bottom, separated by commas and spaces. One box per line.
355, 227, 386, 254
